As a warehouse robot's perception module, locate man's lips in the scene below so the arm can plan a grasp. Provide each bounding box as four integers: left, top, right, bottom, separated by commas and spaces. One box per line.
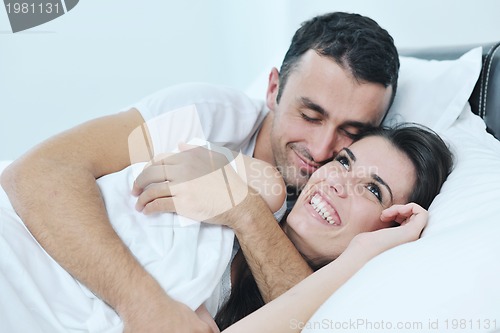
292, 149, 320, 174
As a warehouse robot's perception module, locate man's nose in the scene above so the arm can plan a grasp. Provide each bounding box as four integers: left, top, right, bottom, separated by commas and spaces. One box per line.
309, 131, 348, 163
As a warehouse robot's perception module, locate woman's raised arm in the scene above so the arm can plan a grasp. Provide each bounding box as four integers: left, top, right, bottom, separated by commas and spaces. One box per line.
223, 203, 428, 333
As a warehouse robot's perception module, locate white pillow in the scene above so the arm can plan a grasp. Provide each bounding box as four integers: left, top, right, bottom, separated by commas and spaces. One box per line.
383, 47, 482, 133
303, 105, 500, 332
425, 104, 500, 235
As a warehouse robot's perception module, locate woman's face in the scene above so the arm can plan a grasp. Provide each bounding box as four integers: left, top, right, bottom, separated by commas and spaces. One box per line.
284, 135, 416, 265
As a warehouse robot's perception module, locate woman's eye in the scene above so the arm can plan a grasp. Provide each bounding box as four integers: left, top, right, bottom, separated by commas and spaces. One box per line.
335, 155, 350, 170
367, 183, 382, 202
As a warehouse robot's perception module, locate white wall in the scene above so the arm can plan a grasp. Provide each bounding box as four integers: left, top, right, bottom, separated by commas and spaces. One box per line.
1, 0, 499, 160
286, 0, 500, 49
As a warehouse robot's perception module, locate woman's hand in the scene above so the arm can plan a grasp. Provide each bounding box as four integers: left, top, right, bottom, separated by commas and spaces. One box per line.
347, 203, 428, 261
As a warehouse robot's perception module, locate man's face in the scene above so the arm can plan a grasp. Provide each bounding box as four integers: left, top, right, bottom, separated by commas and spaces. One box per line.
266, 50, 393, 192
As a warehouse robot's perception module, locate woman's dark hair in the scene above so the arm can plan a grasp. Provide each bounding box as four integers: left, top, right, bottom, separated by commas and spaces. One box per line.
215, 124, 453, 330
357, 124, 454, 209
277, 12, 400, 109
214, 250, 265, 331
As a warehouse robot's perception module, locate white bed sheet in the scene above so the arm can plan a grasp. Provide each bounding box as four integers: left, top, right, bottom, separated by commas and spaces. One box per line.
0, 162, 234, 332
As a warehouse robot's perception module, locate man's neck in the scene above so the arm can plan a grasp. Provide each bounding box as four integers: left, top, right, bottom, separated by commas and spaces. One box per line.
253, 113, 274, 165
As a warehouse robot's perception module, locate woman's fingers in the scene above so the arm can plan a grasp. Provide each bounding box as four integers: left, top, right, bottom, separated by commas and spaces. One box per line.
380, 203, 427, 225
350, 203, 429, 260
379, 203, 428, 244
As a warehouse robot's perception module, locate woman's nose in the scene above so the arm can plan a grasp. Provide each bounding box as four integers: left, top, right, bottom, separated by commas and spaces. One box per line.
332, 181, 348, 198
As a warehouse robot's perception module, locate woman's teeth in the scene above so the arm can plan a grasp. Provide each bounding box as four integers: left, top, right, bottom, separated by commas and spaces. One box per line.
310, 194, 338, 225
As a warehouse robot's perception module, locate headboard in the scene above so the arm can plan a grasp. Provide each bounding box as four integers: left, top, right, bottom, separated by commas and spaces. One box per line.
400, 42, 500, 139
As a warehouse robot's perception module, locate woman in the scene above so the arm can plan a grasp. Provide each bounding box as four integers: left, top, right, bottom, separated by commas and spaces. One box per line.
216, 124, 452, 331
0, 125, 451, 333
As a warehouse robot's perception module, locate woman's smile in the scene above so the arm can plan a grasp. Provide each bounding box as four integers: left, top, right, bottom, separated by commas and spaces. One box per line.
308, 193, 342, 226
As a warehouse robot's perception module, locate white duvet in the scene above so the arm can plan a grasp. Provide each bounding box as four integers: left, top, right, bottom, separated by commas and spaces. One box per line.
0, 162, 234, 333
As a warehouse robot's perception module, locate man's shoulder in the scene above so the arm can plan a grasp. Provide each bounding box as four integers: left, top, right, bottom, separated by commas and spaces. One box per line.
145, 82, 254, 106
133, 82, 269, 156
135, 82, 267, 120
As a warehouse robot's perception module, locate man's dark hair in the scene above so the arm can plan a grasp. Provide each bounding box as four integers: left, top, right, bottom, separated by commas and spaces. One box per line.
277, 12, 400, 109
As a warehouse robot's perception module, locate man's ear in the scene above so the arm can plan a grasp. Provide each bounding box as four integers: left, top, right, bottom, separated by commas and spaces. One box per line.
266, 67, 280, 111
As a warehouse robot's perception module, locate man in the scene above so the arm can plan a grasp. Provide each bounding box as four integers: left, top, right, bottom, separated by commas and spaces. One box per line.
1, 12, 398, 332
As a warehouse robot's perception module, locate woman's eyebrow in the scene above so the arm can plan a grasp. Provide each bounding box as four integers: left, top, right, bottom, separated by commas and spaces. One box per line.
372, 174, 394, 203
343, 147, 356, 161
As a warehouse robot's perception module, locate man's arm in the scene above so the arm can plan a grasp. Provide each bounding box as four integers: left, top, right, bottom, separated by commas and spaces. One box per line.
133, 148, 313, 303
212, 154, 314, 303
219, 155, 314, 302
0, 109, 212, 332
228, 193, 314, 303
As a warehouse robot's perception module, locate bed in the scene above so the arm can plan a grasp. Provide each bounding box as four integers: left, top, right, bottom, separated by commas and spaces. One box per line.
1, 41, 499, 332
301, 42, 500, 333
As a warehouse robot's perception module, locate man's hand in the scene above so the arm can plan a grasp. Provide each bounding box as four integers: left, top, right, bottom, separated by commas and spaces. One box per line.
123, 298, 216, 333
132, 144, 249, 223
195, 304, 221, 333
132, 144, 232, 197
